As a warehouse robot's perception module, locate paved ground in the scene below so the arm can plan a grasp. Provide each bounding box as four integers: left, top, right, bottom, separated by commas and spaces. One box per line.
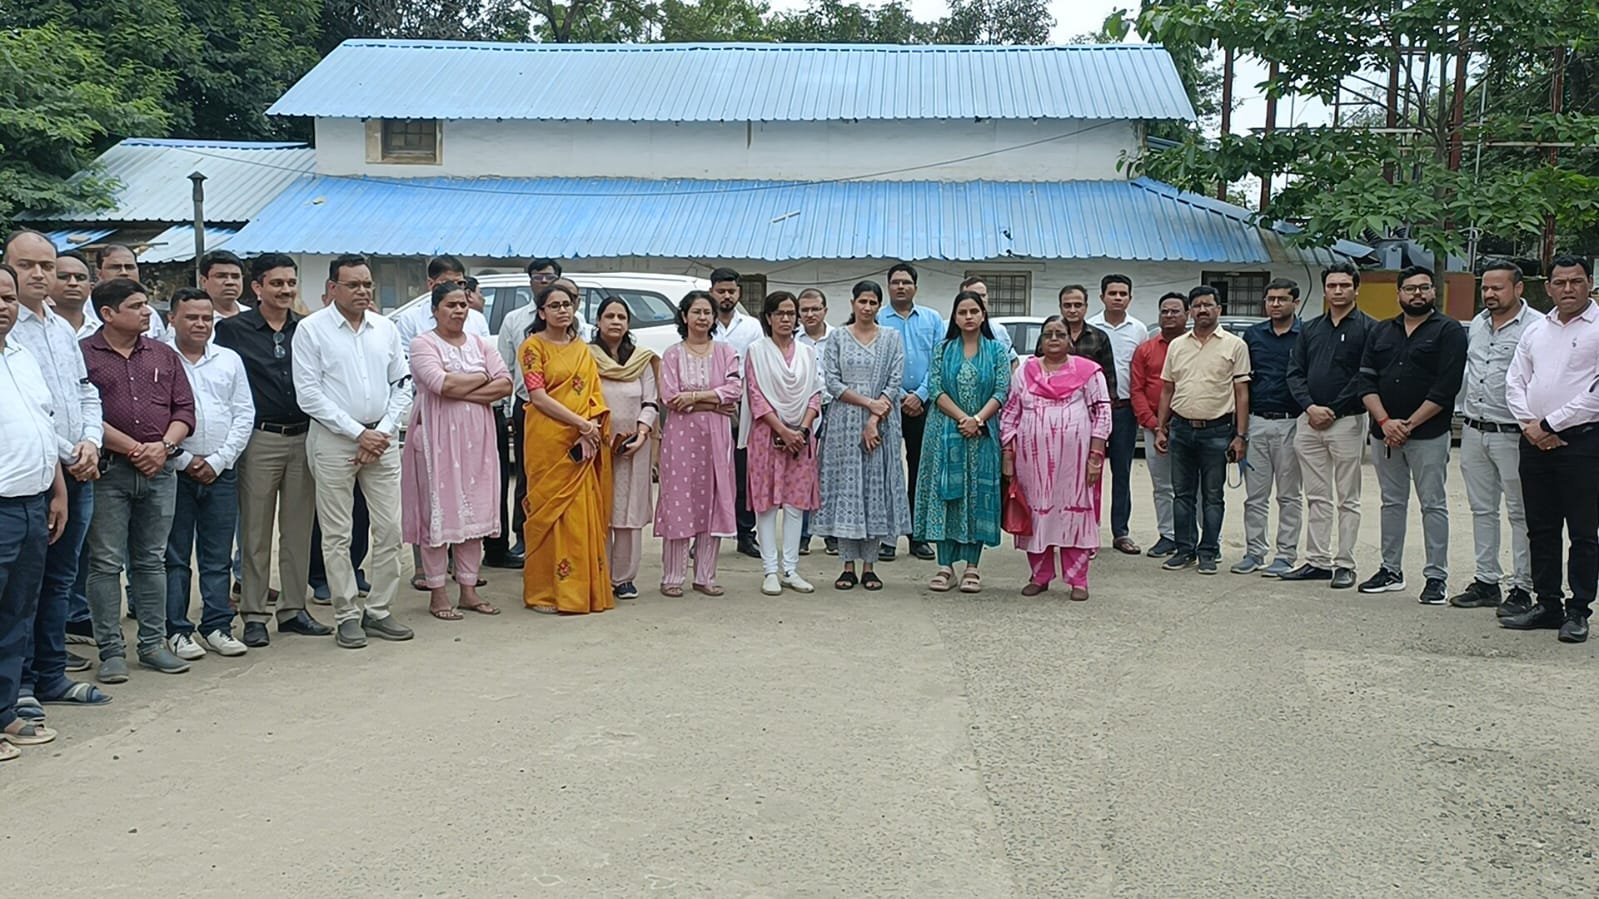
4, 460, 1596, 897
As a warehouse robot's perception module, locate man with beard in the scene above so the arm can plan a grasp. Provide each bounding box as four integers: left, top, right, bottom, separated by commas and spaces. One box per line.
707, 267, 764, 558
1356, 265, 1467, 604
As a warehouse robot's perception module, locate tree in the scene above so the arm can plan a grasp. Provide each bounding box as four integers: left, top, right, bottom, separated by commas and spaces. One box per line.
0, 24, 170, 223
938, 0, 1054, 45
769, 0, 937, 44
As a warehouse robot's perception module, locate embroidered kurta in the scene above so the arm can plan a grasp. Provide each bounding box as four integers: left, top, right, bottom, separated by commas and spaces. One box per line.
813, 326, 911, 541
913, 337, 1011, 548
654, 341, 742, 539
520, 335, 613, 614
402, 331, 512, 546
596, 354, 660, 530
1000, 355, 1113, 552
745, 341, 822, 514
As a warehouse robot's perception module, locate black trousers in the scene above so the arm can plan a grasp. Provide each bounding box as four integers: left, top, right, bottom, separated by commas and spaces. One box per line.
309, 484, 367, 588
511, 398, 528, 549
900, 408, 928, 544
484, 405, 512, 556
734, 446, 755, 538
1520, 427, 1599, 615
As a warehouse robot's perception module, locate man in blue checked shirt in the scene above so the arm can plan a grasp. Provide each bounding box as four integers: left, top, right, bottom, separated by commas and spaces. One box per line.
877, 262, 943, 561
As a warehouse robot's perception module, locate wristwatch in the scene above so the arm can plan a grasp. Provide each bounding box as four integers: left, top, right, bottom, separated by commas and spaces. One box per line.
162, 441, 179, 457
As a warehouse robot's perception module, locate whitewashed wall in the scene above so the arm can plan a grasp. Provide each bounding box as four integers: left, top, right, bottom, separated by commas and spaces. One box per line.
313, 118, 1139, 182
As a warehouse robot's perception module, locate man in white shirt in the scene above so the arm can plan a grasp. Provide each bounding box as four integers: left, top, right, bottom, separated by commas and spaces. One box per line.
1502, 254, 1599, 644
796, 287, 833, 556
955, 276, 1016, 363
4, 231, 104, 707
50, 250, 99, 339
0, 261, 69, 751
1088, 274, 1149, 555
95, 244, 165, 339
198, 250, 249, 320
500, 258, 566, 561
162, 289, 254, 661
708, 267, 764, 557
395, 255, 490, 348
292, 254, 414, 650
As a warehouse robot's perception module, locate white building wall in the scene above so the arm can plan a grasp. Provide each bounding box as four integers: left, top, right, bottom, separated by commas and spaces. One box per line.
313, 117, 1139, 182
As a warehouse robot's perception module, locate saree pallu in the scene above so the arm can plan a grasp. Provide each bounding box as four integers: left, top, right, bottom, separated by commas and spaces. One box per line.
520, 335, 614, 613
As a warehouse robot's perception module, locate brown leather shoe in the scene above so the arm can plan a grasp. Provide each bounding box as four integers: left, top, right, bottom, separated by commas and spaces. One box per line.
1021, 582, 1047, 596
1113, 537, 1141, 555
1069, 587, 1090, 601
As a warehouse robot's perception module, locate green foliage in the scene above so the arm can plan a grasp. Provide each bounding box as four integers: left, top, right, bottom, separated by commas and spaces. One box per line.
769, 0, 938, 43
938, 0, 1054, 45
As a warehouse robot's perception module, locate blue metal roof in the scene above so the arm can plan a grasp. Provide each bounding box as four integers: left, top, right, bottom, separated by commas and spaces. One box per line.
44, 228, 116, 252
32, 139, 316, 224
268, 40, 1196, 123
138, 224, 241, 264
227, 175, 1344, 264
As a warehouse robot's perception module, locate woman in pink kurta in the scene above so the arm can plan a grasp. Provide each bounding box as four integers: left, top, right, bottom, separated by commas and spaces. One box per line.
653, 291, 742, 597
739, 292, 822, 595
402, 283, 514, 618
1000, 315, 1112, 600
590, 297, 660, 601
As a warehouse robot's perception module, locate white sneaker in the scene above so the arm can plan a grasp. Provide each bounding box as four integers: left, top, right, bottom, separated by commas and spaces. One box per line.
781, 571, 815, 593
761, 573, 783, 595
168, 633, 206, 661
200, 629, 248, 657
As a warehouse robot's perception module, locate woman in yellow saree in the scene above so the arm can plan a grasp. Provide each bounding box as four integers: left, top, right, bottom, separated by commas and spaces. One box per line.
519, 281, 613, 614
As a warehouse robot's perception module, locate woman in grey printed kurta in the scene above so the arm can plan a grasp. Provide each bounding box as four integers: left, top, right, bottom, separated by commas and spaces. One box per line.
813, 281, 911, 591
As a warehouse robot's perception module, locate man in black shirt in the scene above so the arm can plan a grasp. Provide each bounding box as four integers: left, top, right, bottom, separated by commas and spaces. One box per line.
213, 254, 332, 647
1058, 285, 1117, 395
1234, 278, 1303, 577
1355, 265, 1467, 603
1281, 263, 1376, 589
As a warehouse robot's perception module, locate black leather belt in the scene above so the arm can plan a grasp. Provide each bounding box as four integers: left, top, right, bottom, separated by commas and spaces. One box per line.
1175, 413, 1235, 430
1254, 411, 1296, 420
255, 421, 309, 436
1463, 416, 1518, 434
1111, 398, 1131, 409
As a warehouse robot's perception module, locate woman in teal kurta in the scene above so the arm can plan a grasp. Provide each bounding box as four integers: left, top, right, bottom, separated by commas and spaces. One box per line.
914, 291, 1011, 593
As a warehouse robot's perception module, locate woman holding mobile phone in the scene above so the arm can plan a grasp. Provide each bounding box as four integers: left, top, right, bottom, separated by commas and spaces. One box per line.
653, 291, 741, 597
519, 280, 612, 615
740, 291, 822, 596
590, 297, 659, 602
813, 281, 910, 591
914, 290, 1011, 594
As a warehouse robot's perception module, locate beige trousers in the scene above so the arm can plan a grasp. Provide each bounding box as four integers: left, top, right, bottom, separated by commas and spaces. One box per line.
237, 429, 313, 624
1294, 413, 1365, 570
306, 422, 404, 625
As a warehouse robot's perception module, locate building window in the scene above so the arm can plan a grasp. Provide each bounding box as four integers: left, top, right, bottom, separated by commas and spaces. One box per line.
1201, 270, 1270, 316
738, 274, 769, 315
372, 118, 441, 164
964, 271, 1032, 316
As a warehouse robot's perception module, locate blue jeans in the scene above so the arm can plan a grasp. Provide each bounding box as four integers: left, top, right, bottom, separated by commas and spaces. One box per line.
0, 492, 49, 730
166, 469, 239, 637
1108, 404, 1137, 538
1170, 417, 1230, 559
23, 477, 92, 699
68, 496, 93, 626
87, 457, 177, 659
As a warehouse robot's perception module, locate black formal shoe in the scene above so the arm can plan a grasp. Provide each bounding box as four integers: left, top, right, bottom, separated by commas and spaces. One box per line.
241, 621, 270, 647
878, 544, 897, 562
910, 541, 936, 561
1449, 580, 1501, 608
1559, 613, 1590, 643
1497, 588, 1534, 618
737, 536, 761, 559
1278, 564, 1332, 582
278, 611, 333, 636
1500, 603, 1564, 631
483, 550, 525, 569
1330, 568, 1357, 590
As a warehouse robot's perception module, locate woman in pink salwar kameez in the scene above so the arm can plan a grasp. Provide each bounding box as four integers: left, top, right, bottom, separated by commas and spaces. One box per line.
1000, 315, 1112, 600
401, 282, 514, 618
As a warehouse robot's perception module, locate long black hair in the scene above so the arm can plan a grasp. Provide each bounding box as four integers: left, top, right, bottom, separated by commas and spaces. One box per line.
590, 295, 637, 363
430, 280, 464, 309
675, 290, 715, 338
530, 282, 579, 337
844, 280, 883, 325
942, 290, 996, 341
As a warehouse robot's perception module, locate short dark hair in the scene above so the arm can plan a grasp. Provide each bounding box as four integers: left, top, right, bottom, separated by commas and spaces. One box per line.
92, 277, 148, 313
1265, 277, 1301, 300
759, 291, 799, 337
525, 258, 562, 277
427, 254, 466, 279
463, 275, 479, 292
56, 249, 88, 266
1100, 273, 1132, 294
250, 253, 297, 283
3, 228, 50, 256
430, 280, 465, 309
328, 253, 369, 283
1479, 260, 1524, 283
1549, 254, 1593, 278
1322, 261, 1361, 288
676, 289, 716, 338
708, 267, 740, 287
170, 287, 213, 311
886, 262, 918, 284
1058, 284, 1089, 302
959, 275, 985, 291
95, 244, 136, 268
1158, 291, 1189, 309
798, 287, 827, 306
198, 250, 245, 278
1397, 265, 1434, 286
0, 262, 17, 285
1188, 285, 1221, 304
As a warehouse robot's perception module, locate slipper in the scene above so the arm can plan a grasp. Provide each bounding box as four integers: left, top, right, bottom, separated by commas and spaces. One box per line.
928, 568, 955, 592
659, 584, 684, 598
39, 683, 112, 706
530, 604, 559, 614
410, 575, 428, 591
958, 570, 983, 594
0, 742, 18, 762
1, 721, 57, 746
861, 571, 883, 591
475, 578, 488, 588
429, 606, 464, 621
692, 583, 725, 597
834, 571, 858, 591
460, 600, 500, 616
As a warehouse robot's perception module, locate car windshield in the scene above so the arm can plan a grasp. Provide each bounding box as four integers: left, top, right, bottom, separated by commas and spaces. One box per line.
583, 288, 677, 327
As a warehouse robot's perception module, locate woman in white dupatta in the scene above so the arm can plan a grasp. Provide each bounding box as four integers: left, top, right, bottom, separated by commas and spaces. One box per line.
739, 291, 823, 596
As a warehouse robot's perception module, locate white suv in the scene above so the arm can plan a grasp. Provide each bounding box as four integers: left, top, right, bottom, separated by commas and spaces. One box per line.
391, 271, 707, 356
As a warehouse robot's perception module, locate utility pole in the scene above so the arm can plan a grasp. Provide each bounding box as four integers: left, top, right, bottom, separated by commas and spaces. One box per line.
188, 171, 207, 286
1541, 47, 1566, 271
1259, 60, 1279, 211
1218, 46, 1234, 202
1447, 29, 1468, 172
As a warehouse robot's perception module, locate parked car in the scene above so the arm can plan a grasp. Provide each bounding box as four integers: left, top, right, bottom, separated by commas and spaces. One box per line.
390, 271, 707, 357
1144, 315, 1267, 339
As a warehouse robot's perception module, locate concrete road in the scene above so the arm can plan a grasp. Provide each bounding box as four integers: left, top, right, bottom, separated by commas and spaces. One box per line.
4, 461, 1596, 897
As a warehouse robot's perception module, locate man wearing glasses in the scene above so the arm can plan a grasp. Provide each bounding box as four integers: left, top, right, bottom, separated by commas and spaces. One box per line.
1355, 265, 1467, 604
215, 254, 332, 648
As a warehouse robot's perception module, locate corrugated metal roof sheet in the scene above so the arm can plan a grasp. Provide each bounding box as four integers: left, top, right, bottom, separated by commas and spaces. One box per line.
32, 139, 316, 224
45, 228, 116, 251
228, 175, 1351, 264
137, 224, 240, 263
267, 41, 1196, 123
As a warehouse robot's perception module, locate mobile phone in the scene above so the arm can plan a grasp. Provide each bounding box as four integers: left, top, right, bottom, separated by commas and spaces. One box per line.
1225, 447, 1239, 463
568, 444, 585, 462
771, 433, 787, 449
619, 434, 641, 452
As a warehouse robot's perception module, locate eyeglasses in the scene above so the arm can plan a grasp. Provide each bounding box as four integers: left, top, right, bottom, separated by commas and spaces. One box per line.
531, 274, 558, 284
335, 281, 375, 292
770, 310, 797, 319
544, 300, 575, 310
1398, 284, 1434, 295
1041, 331, 1070, 339
272, 330, 286, 359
